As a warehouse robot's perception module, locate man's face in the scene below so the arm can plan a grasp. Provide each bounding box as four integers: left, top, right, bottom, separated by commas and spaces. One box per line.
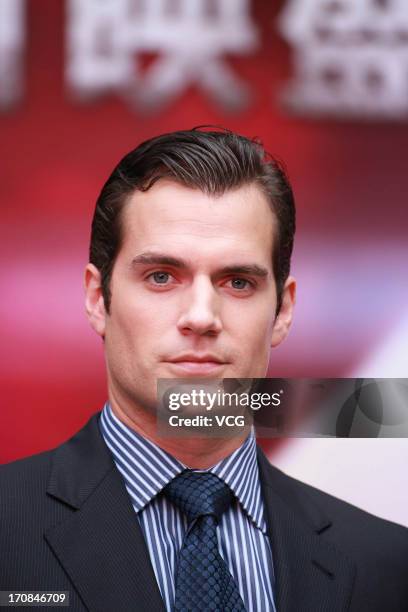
85, 179, 295, 412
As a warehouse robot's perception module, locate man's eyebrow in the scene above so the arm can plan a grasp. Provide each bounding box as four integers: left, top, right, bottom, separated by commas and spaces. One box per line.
130, 253, 188, 268
218, 264, 269, 278
130, 253, 269, 278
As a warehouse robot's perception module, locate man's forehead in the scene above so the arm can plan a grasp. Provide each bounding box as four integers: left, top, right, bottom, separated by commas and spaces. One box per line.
121, 179, 275, 244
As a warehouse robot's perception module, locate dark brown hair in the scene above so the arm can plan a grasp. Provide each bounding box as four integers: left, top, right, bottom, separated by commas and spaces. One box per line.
90, 127, 296, 314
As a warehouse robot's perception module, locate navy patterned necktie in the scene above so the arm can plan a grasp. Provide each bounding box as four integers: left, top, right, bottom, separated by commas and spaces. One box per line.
162, 470, 247, 612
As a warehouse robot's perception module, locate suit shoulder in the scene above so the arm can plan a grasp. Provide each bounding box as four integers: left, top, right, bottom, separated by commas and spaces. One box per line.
299, 475, 405, 531
269, 463, 408, 569
276, 464, 406, 529
0, 448, 54, 497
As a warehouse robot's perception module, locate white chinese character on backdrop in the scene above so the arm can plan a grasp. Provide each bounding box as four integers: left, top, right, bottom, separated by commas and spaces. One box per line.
0, 0, 25, 110
66, 0, 259, 112
279, 0, 408, 118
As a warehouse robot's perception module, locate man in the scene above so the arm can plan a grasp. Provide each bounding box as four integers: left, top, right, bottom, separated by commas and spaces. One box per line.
1, 128, 407, 612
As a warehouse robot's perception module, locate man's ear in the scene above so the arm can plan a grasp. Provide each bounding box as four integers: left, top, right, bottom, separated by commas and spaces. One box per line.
84, 263, 107, 338
270, 275, 296, 348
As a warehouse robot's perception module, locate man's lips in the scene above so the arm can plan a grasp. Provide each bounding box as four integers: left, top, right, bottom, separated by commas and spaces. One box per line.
164, 362, 226, 374
163, 354, 228, 374
167, 354, 225, 364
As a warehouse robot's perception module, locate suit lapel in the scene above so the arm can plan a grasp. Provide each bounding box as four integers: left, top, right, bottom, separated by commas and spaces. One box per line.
257, 446, 356, 612
44, 413, 166, 612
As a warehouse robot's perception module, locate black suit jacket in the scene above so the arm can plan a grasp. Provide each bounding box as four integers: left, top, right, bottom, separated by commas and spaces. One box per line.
1, 412, 407, 612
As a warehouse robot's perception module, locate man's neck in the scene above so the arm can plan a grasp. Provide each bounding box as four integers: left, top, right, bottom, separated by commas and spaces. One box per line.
108, 396, 249, 470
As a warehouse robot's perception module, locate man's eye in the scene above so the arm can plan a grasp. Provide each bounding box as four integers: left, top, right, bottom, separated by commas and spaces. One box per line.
147, 271, 172, 285
228, 278, 253, 290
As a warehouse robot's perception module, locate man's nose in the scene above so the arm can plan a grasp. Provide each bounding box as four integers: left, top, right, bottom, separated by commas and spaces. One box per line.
177, 277, 222, 337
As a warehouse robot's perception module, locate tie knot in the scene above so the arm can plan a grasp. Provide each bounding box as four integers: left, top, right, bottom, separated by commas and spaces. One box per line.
163, 470, 233, 523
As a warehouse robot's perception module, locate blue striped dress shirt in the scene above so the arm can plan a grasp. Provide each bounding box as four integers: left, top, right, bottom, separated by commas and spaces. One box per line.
99, 403, 276, 612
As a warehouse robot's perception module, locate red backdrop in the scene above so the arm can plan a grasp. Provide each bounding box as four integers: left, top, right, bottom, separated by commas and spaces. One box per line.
1, 0, 407, 462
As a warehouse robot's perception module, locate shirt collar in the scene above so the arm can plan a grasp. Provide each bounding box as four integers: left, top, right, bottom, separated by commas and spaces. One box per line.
99, 402, 267, 533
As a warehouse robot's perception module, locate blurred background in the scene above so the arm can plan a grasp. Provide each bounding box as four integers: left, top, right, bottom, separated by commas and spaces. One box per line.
1, 0, 407, 524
